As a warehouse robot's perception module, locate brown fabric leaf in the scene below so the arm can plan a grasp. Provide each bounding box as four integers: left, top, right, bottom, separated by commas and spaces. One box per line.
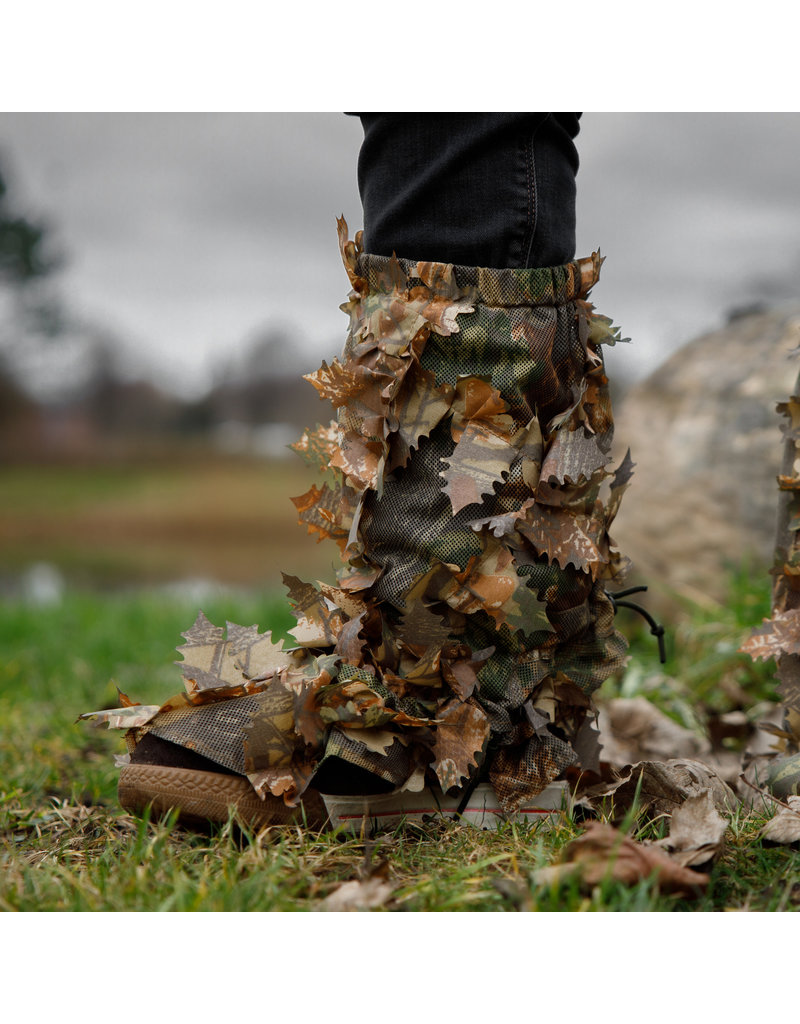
430, 698, 490, 791
409, 260, 475, 335
490, 731, 577, 814
175, 614, 286, 696
290, 421, 339, 472
777, 395, 800, 441
389, 363, 454, 470
540, 425, 611, 486
441, 420, 517, 514
517, 505, 606, 576
740, 608, 800, 661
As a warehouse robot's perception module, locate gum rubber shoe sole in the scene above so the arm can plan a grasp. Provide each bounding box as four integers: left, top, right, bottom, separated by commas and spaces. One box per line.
119, 763, 328, 830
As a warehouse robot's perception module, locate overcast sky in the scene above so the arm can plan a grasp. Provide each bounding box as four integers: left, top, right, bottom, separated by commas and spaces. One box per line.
1, 112, 798, 399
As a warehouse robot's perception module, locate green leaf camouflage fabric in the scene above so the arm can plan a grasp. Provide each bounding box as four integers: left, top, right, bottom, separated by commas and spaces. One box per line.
83, 219, 633, 815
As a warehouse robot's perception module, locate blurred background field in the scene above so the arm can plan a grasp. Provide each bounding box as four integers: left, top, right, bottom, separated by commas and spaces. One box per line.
1, 455, 333, 593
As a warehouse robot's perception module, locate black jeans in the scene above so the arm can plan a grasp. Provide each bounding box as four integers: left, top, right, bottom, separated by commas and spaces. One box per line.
354, 113, 581, 269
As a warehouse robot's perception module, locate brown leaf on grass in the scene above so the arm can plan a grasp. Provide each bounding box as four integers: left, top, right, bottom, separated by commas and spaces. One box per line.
430, 698, 490, 792
740, 608, 800, 661
584, 759, 737, 822
761, 796, 800, 845
597, 697, 710, 768
654, 789, 728, 868
534, 822, 709, 896
320, 877, 396, 912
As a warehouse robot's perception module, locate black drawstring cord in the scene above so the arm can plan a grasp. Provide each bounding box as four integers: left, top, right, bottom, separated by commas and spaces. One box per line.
607, 585, 667, 664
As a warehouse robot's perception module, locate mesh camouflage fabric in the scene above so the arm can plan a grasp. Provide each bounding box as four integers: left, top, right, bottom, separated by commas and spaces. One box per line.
84, 219, 633, 815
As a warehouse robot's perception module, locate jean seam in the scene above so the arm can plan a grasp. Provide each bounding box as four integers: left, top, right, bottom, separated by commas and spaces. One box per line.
523, 115, 552, 268
521, 132, 536, 269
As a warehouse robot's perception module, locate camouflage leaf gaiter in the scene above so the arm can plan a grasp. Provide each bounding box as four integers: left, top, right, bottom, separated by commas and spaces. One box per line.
87, 220, 633, 816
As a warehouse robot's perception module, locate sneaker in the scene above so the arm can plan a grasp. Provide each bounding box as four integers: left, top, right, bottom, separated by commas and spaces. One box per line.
322, 781, 570, 835
119, 734, 328, 830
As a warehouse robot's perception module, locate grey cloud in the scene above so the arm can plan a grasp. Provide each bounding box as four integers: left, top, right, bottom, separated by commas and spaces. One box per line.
1, 112, 798, 396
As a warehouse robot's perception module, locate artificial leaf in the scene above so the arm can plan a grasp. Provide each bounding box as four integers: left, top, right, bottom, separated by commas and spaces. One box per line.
437, 543, 517, 623
291, 482, 351, 551
176, 613, 277, 695
517, 505, 606, 577
777, 395, 800, 441
389, 364, 455, 470
441, 420, 517, 514
409, 260, 475, 336
441, 645, 494, 702
468, 498, 537, 539
540, 424, 610, 487
247, 758, 317, 806
490, 731, 577, 814
355, 728, 405, 756
333, 612, 368, 665
283, 574, 345, 647
337, 563, 384, 593
740, 608, 800, 661
303, 358, 366, 408
430, 698, 490, 791
290, 421, 339, 472
241, 679, 299, 771
79, 704, 161, 730
605, 448, 635, 527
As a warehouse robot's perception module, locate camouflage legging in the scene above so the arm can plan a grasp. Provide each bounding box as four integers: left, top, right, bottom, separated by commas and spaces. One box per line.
90, 221, 634, 816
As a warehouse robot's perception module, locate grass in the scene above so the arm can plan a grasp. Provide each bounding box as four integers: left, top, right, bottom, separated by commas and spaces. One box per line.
1, 573, 798, 912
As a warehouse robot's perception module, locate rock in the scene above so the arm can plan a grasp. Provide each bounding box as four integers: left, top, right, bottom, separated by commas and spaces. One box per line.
611, 305, 800, 611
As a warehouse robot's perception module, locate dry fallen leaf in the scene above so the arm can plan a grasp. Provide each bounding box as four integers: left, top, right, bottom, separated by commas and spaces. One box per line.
760, 796, 800, 846
597, 697, 710, 768
653, 789, 728, 868
320, 877, 395, 912
534, 822, 709, 896
584, 758, 736, 821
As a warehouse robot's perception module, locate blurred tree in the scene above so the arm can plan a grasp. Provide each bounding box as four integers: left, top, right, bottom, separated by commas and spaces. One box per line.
0, 166, 56, 284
